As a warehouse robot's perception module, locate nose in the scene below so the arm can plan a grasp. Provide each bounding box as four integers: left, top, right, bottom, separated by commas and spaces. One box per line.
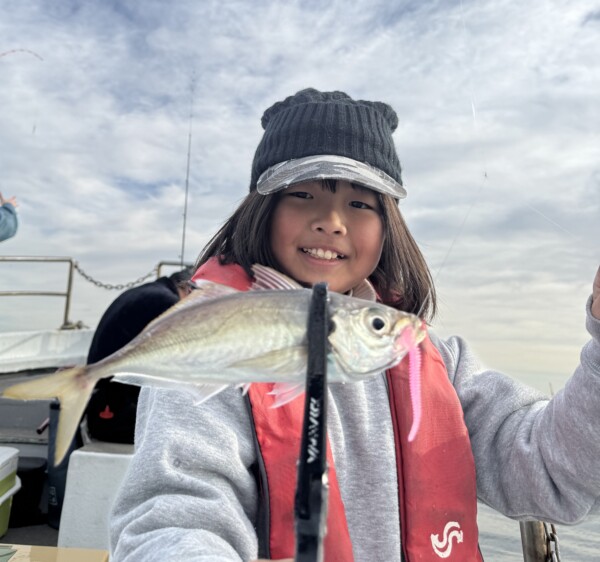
311, 207, 347, 236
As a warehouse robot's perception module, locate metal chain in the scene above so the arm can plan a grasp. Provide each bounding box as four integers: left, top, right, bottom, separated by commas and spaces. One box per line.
73, 261, 158, 291
544, 523, 562, 562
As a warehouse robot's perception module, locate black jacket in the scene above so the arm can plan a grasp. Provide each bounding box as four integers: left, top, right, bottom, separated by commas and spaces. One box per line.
85, 276, 180, 442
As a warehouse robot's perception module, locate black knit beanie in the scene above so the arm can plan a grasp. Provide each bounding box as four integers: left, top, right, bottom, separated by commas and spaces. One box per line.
249, 88, 403, 191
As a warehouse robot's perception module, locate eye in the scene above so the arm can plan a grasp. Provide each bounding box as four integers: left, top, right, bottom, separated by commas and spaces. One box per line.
371, 317, 386, 331
350, 200, 373, 210
288, 191, 312, 199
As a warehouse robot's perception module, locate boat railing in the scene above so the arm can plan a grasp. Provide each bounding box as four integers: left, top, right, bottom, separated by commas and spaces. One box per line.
0, 256, 193, 330
520, 520, 561, 561
0, 256, 76, 330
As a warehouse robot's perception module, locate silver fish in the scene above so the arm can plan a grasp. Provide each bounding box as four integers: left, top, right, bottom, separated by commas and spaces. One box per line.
3, 265, 425, 464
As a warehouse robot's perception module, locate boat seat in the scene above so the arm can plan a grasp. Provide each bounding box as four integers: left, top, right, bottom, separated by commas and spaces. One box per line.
57, 441, 133, 551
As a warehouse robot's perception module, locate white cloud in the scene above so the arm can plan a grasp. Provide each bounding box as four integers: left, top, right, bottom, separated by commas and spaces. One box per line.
0, 0, 598, 386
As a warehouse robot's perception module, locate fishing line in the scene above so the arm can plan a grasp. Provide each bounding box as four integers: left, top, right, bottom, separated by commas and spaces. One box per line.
432, 0, 489, 287
1, 48, 44, 135
415, 0, 489, 321
420, 0, 583, 322
451, 2, 587, 259
180, 72, 196, 266
524, 204, 579, 240
0, 48, 43, 61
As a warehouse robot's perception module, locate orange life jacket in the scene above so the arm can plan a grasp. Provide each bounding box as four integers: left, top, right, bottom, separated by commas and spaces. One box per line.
193, 259, 482, 561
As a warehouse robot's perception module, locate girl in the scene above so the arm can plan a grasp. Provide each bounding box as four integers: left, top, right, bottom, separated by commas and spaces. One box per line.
110, 88, 600, 562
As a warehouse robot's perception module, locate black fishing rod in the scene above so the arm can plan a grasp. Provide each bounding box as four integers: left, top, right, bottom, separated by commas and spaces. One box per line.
295, 282, 331, 562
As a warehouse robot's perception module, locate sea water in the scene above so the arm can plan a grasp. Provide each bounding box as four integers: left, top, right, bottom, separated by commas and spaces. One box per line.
478, 501, 600, 560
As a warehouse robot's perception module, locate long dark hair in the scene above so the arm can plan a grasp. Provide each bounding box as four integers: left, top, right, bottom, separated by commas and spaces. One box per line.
196, 182, 437, 320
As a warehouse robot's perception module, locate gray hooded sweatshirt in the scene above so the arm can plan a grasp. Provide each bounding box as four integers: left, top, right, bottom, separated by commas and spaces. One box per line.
110, 296, 600, 561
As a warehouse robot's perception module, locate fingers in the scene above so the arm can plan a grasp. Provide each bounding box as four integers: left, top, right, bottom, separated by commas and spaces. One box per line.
0, 194, 17, 207
592, 266, 600, 320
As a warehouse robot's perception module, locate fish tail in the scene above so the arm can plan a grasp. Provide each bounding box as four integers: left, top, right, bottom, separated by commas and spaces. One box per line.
3, 365, 97, 465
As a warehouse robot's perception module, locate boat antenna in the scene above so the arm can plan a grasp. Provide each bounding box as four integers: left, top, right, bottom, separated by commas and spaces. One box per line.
180, 72, 195, 266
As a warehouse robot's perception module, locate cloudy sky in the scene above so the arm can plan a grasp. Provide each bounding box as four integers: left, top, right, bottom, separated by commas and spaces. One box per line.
0, 0, 598, 391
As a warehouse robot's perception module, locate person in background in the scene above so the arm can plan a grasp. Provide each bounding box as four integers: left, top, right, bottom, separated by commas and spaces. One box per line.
0, 192, 18, 242
83, 267, 193, 443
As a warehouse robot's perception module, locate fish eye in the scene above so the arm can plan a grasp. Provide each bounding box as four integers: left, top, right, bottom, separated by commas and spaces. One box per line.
371, 317, 386, 331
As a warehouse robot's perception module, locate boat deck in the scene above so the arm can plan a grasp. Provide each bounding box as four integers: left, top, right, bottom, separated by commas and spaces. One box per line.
0, 329, 93, 547
2, 523, 58, 547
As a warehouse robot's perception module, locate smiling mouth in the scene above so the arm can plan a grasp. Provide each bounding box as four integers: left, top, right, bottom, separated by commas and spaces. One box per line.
301, 248, 346, 260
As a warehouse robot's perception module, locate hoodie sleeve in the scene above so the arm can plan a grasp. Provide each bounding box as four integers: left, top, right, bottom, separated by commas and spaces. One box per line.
109, 385, 260, 562
433, 296, 600, 524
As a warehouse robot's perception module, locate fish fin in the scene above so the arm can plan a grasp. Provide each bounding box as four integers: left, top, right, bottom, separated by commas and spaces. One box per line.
112, 372, 170, 387
351, 279, 378, 301
237, 379, 305, 405
268, 382, 305, 407
112, 373, 228, 404
229, 346, 307, 377
189, 383, 230, 405
251, 264, 303, 291
143, 280, 239, 331
3, 366, 96, 466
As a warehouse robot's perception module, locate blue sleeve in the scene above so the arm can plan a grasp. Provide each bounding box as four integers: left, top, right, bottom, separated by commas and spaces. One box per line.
0, 203, 18, 242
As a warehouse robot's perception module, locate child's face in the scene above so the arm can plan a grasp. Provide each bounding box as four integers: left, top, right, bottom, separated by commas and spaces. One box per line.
270, 180, 384, 294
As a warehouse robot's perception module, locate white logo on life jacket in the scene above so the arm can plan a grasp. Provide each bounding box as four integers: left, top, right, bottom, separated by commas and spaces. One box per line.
430, 521, 463, 558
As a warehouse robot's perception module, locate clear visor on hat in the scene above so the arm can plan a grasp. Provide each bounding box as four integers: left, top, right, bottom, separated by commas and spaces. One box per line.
256, 155, 407, 199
